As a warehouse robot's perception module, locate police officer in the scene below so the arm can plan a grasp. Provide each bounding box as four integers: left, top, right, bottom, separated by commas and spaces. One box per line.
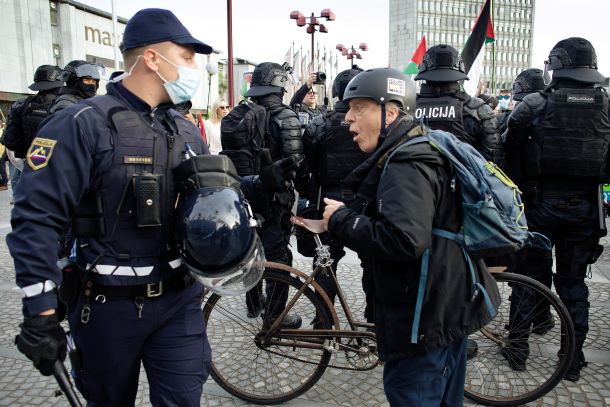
242, 62, 305, 328
9, 8, 296, 405
321, 68, 500, 405
2, 65, 64, 158
414, 44, 501, 163
301, 68, 372, 320
497, 69, 545, 135
502, 37, 610, 381
49, 60, 102, 113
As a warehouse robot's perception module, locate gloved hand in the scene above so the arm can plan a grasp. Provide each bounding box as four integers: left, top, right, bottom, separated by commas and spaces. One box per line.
257, 149, 298, 192
15, 314, 67, 376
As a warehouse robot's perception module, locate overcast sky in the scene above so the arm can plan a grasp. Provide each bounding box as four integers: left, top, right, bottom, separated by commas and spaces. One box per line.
79, 0, 610, 79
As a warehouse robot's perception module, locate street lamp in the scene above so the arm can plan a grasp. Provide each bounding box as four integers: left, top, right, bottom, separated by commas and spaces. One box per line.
336, 43, 368, 69
290, 9, 335, 72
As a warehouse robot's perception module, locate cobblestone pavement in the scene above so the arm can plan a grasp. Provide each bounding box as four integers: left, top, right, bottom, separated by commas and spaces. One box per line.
0, 187, 609, 406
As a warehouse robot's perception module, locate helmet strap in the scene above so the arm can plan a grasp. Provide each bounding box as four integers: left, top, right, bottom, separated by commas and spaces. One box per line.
380, 104, 387, 138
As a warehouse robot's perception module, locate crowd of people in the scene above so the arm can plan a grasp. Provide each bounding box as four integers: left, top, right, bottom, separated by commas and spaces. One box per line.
3, 6, 609, 406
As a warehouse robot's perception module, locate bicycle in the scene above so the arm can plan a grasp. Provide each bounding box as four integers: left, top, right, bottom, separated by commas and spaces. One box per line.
203, 216, 576, 406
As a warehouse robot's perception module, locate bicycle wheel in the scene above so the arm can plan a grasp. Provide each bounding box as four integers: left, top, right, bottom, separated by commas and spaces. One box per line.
204, 267, 333, 405
465, 272, 575, 406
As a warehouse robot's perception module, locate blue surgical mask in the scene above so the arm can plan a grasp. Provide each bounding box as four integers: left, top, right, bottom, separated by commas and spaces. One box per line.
155, 53, 201, 104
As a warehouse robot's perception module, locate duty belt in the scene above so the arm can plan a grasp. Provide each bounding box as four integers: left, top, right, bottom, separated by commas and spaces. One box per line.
89, 272, 193, 299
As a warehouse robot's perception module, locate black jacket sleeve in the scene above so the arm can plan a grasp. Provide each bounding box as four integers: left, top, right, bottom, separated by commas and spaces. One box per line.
289, 84, 311, 111
502, 93, 546, 150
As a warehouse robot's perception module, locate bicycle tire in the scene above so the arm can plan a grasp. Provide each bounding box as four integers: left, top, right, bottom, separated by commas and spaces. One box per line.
204, 267, 333, 405
465, 272, 576, 406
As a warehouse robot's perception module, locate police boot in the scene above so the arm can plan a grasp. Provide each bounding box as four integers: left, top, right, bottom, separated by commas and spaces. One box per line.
246, 282, 266, 318
263, 313, 302, 329
467, 338, 478, 360
564, 338, 587, 382
531, 309, 555, 335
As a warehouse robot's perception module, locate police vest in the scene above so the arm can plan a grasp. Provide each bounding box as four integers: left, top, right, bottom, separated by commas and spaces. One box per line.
317, 110, 369, 186
415, 95, 470, 141
533, 87, 610, 181
73, 95, 202, 285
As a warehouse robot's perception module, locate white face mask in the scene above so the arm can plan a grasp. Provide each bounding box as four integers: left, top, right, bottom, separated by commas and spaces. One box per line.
155, 52, 201, 104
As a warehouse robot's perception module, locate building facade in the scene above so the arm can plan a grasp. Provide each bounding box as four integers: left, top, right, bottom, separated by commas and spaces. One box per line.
0, 0, 219, 114
389, 0, 535, 93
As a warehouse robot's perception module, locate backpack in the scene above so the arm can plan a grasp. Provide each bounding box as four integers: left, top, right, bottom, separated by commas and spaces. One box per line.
3, 93, 57, 158
220, 100, 268, 176
383, 126, 538, 259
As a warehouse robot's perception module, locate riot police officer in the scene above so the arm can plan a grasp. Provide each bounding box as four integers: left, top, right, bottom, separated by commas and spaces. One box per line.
414, 44, 501, 163
48, 60, 102, 113
2, 65, 64, 158
502, 37, 610, 381
301, 68, 372, 320
497, 68, 545, 134
242, 62, 305, 328
9, 8, 296, 405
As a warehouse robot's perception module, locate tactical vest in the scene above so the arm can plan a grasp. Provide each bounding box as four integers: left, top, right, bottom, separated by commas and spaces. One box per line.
415, 95, 470, 141
317, 110, 369, 186
73, 95, 203, 285
22, 93, 58, 149
533, 87, 610, 181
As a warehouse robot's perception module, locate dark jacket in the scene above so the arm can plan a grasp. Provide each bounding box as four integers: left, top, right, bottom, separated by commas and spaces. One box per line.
289, 83, 327, 118
328, 116, 500, 362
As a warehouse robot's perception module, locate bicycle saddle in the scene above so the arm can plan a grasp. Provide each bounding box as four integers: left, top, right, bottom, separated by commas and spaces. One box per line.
291, 216, 326, 234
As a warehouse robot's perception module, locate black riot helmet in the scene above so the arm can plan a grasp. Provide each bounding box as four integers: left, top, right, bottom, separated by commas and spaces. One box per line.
61, 60, 103, 85
343, 68, 417, 115
332, 68, 363, 100
512, 68, 545, 101
174, 155, 264, 295
245, 62, 289, 98
546, 37, 605, 84
28, 65, 63, 91
415, 44, 469, 82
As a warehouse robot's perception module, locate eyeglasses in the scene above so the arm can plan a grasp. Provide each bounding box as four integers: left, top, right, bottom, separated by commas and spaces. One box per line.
498, 95, 510, 100
308, 91, 317, 95
219, 106, 230, 110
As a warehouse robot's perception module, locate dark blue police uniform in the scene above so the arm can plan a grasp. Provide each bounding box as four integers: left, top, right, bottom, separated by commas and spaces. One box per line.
9, 79, 215, 405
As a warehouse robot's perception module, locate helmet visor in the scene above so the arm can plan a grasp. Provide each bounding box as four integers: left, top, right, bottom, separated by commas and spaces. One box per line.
190, 235, 265, 296
75, 64, 107, 80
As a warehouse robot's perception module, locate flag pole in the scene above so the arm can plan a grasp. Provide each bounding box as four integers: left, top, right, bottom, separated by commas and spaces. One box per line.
491, 0, 496, 94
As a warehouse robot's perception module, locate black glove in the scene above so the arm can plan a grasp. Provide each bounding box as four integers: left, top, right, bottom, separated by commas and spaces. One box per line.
257, 149, 298, 192
15, 314, 67, 376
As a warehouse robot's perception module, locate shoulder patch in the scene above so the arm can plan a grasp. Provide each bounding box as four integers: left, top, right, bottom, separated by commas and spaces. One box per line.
27, 137, 57, 170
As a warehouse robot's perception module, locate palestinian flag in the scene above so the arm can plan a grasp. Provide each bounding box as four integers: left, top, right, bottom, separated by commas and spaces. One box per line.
404, 36, 427, 75
461, 0, 495, 74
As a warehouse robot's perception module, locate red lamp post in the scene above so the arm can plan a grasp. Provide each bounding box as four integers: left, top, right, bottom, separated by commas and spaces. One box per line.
336, 43, 368, 69
290, 9, 335, 72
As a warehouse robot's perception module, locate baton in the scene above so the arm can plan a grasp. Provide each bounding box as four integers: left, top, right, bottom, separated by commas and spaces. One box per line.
53, 360, 83, 407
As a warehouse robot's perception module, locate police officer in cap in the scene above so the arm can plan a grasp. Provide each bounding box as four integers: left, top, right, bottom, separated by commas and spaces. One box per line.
301, 68, 372, 320
2, 65, 64, 159
414, 44, 501, 163
9, 8, 296, 405
503, 37, 610, 381
49, 60, 103, 113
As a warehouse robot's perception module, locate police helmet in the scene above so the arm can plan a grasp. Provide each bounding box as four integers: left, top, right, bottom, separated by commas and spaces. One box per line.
414, 44, 469, 82
547, 37, 605, 84
175, 155, 264, 295
342, 68, 417, 115
332, 68, 363, 99
61, 60, 104, 85
245, 62, 288, 98
512, 68, 545, 101
29, 65, 63, 91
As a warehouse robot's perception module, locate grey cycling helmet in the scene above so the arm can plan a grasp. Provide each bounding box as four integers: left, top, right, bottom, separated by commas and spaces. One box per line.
342, 67, 416, 114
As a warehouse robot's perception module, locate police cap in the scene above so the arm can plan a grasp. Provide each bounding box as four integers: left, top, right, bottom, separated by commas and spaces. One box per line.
121, 8, 212, 54
547, 37, 604, 84
29, 65, 63, 91
414, 44, 469, 82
